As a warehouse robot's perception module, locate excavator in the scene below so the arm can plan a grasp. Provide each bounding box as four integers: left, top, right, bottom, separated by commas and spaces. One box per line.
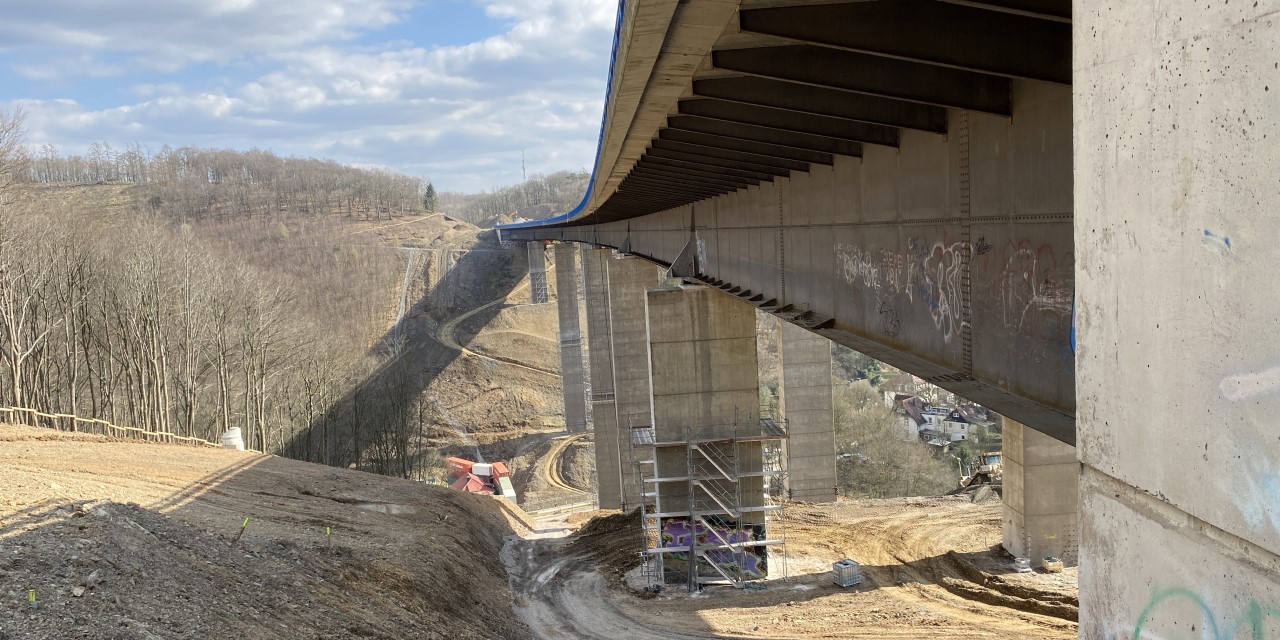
959, 451, 1003, 488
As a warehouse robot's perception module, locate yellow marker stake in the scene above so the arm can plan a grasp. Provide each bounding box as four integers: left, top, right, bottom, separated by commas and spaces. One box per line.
230, 516, 251, 547
28, 590, 36, 608
326, 526, 332, 548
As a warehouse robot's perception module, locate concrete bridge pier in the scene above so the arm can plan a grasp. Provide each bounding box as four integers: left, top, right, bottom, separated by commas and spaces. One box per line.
604, 255, 665, 510
583, 247, 622, 509
581, 250, 665, 510
553, 244, 587, 433
1077, 0, 1280, 633
1000, 418, 1078, 564
778, 322, 838, 502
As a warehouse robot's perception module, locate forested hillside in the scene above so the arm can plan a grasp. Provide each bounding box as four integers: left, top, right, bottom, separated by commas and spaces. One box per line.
0, 110, 505, 478
438, 169, 589, 227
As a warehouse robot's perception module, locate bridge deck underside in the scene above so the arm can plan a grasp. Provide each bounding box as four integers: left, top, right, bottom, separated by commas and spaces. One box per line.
504, 0, 1075, 442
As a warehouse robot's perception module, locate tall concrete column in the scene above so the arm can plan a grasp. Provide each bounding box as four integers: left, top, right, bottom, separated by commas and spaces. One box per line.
583, 248, 621, 509
605, 255, 664, 510
1000, 419, 1078, 563
778, 322, 838, 503
1077, 0, 1280, 634
553, 244, 587, 433
526, 241, 548, 304
647, 285, 767, 587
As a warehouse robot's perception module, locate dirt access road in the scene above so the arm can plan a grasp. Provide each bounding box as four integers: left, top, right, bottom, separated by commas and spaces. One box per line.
506, 498, 1077, 640
1, 424, 1077, 639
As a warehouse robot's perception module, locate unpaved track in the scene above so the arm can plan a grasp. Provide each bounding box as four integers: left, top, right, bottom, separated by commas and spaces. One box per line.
612, 498, 1077, 639
505, 537, 719, 639
434, 281, 560, 377
540, 433, 589, 494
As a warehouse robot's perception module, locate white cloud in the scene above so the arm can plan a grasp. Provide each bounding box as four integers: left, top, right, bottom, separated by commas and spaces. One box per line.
6, 0, 618, 192
0, 0, 416, 76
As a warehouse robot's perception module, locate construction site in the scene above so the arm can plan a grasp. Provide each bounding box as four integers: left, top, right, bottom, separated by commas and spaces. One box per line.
5, 0, 1279, 635
0, 212, 1079, 639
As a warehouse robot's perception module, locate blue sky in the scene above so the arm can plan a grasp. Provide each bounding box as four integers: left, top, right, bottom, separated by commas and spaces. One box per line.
0, 0, 617, 192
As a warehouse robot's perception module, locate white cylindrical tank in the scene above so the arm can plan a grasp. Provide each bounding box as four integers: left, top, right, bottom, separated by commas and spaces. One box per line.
221, 427, 245, 451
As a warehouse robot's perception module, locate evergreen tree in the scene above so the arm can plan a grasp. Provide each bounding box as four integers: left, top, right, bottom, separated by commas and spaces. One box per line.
423, 182, 437, 212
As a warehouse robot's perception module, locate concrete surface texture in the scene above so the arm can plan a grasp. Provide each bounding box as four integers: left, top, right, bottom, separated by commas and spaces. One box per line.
605, 255, 664, 509
778, 321, 838, 503
646, 285, 765, 522
513, 82, 1076, 441
1075, 0, 1280, 636
585, 1, 739, 212
553, 244, 587, 433
1000, 418, 1078, 564
583, 247, 622, 509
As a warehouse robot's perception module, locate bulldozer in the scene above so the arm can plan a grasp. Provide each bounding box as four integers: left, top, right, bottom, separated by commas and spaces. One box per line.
960, 451, 1003, 488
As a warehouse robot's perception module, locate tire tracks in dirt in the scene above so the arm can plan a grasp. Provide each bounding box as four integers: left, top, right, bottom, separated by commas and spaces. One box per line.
503, 537, 728, 640
540, 433, 589, 495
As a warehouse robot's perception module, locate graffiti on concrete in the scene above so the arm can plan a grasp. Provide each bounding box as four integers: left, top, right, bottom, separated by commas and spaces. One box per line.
878, 300, 901, 338
834, 238, 966, 342
1234, 462, 1280, 535
1202, 229, 1233, 255
981, 239, 1074, 344
834, 236, 1073, 351
660, 519, 767, 578
1132, 586, 1280, 640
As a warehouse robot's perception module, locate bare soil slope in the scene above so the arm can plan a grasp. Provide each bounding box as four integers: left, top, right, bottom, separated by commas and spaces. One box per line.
0, 425, 530, 640
538, 497, 1078, 640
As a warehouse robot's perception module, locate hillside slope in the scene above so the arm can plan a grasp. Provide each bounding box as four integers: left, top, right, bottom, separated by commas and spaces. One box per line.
0, 425, 531, 640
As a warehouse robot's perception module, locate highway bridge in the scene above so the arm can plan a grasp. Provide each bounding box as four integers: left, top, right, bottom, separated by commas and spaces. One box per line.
500, 0, 1280, 634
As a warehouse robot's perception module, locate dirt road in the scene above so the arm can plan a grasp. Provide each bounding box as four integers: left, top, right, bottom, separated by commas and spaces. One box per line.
600, 497, 1077, 639
434, 281, 560, 378
504, 525, 716, 639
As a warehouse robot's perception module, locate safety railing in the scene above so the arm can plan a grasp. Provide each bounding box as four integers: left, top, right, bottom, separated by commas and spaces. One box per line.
0, 406, 260, 452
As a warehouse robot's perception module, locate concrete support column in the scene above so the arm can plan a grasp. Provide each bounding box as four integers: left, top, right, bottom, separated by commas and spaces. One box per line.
605, 255, 664, 510
527, 242, 548, 304
647, 286, 766, 586
583, 248, 621, 509
647, 286, 761, 440
1001, 418, 1078, 564
1077, 1, 1280, 634
553, 244, 587, 433
778, 322, 838, 503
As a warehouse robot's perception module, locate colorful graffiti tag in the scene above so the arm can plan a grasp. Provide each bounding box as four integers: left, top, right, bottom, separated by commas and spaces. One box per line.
1132, 587, 1280, 640
660, 519, 767, 579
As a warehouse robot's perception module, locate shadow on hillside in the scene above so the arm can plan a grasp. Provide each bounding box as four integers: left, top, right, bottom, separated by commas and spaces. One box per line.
284, 230, 530, 475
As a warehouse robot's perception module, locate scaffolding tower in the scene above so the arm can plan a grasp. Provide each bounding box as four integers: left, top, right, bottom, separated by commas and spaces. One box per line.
527, 242, 548, 304
630, 414, 788, 591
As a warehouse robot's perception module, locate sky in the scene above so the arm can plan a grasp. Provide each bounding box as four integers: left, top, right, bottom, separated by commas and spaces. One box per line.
0, 0, 618, 193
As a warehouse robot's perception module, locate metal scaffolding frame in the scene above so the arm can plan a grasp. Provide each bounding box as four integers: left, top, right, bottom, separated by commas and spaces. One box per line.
527, 241, 549, 304
629, 415, 789, 591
